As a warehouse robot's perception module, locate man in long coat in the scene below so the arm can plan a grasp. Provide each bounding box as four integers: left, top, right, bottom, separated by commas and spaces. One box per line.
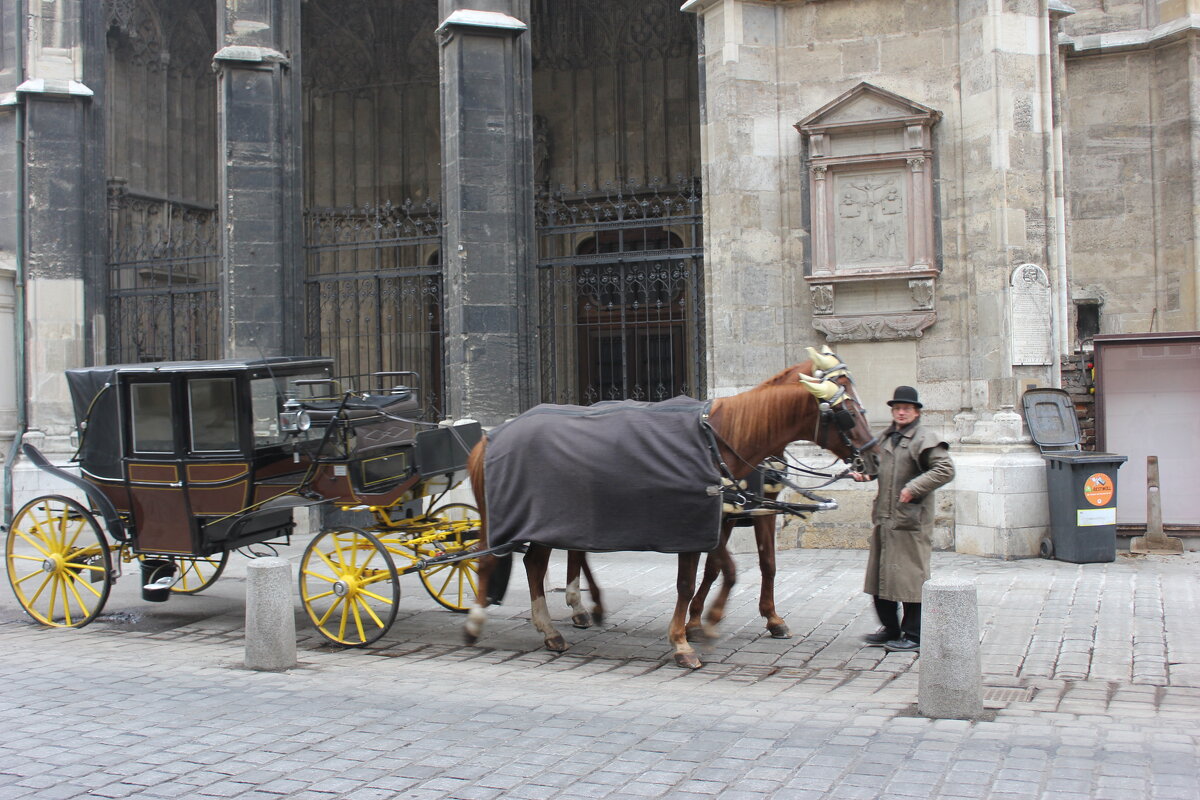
850, 385, 954, 652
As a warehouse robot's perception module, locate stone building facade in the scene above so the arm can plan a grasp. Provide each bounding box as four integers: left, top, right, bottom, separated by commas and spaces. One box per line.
0, 0, 1196, 553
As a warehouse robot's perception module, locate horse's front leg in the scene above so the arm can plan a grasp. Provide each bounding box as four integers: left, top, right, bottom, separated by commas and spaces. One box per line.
565, 551, 592, 629
687, 524, 731, 641
525, 545, 567, 652
755, 515, 790, 638
670, 552, 703, 669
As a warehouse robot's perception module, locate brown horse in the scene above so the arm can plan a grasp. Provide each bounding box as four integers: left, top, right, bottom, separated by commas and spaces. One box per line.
464, 353, 878, 668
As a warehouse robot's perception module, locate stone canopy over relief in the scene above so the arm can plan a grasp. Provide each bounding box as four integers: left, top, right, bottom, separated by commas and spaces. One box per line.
796, 83, 942, 343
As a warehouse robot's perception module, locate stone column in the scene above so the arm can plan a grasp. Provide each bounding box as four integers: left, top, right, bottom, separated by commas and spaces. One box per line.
437, 1, 535, 425
13, 0, 105, 451
214, 0, 303, 359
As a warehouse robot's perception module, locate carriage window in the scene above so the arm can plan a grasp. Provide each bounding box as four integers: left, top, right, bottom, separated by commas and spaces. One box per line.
189, 378, 239, 452
130, 382, 174, 453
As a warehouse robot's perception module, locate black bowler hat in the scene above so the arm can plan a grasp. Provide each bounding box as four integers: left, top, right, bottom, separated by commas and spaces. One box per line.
887, 386, 923, 408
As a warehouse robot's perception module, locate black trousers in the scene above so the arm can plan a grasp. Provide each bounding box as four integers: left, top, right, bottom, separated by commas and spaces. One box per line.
873, 596, 921, 642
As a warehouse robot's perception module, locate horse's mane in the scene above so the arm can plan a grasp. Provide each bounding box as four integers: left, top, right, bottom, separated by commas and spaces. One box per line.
716, 361, 816, 452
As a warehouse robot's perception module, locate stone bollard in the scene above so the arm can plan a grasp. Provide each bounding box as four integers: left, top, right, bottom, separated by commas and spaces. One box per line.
245, 557, 297, 671
918, 577, 983, 720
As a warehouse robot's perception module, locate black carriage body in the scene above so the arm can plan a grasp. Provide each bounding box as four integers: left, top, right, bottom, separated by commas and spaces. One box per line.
66, 357, 334, 556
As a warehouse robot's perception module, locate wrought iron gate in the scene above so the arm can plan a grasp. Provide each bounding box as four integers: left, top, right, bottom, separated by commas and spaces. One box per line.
106, 184, 220, 364
303, 200, 445, 418
535, 178, 705, 405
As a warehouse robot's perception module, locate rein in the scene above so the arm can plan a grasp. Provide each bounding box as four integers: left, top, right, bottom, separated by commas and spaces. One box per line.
698, 402, 842, 516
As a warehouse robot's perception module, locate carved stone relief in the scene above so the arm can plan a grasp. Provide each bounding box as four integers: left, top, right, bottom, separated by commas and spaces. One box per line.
810, 283, 834, 315
909, 278, 934, 310
795, 83, 942, 343
834, 170, 907, 268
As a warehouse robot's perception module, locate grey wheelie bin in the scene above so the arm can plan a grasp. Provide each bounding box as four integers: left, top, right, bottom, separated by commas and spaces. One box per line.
1022, 388, 1127, 563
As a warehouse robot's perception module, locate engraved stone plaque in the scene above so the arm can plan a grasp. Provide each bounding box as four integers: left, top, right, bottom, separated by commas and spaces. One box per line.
1009, 264, 1052, 366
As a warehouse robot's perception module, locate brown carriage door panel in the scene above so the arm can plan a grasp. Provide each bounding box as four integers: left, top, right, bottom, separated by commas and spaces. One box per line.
127, 463, 195, 554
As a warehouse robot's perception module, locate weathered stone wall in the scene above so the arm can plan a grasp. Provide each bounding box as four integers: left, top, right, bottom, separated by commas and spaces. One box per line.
690, 0, 1064, 558
1063, 39, 1198, 336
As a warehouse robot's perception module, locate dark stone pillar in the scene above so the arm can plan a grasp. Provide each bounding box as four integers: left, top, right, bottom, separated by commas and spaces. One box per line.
438, 1, 536, 425
214, 0, 303, 359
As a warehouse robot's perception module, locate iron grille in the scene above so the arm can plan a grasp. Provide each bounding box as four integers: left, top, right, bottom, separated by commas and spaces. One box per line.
106, 185, 220, 364
302, 200, 445, 419
535, 177, 705, 405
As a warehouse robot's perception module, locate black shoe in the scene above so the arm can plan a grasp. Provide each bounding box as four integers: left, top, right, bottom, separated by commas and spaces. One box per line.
862, 628, 899, 646
883, 637, 920, 653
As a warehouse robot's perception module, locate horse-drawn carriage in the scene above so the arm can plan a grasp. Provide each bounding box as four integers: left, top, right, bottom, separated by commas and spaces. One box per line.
4, 357, 482, 646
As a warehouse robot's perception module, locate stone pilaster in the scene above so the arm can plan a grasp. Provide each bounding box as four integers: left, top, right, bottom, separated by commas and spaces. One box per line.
214, 0, 303, 359
437, 1, 535, 425
15, 0, 105, 449
683, 0, 794, 395
946, 1, 1064, 558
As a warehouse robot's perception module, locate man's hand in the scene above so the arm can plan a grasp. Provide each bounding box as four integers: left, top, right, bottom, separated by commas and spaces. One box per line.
899, 487, 915, 503
850, 472, 872, 482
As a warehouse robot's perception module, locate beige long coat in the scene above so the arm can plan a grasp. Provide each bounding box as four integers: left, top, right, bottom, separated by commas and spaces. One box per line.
862, 420, 955, 603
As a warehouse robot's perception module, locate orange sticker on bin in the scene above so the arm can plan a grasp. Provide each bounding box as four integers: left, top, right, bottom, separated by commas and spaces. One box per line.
1083, 473, 1114, 506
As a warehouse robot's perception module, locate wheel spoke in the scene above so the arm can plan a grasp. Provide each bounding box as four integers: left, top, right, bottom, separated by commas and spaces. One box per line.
316, 595, 345, 627
350, 599, 366, 641
28, 572, 52, 606
355, 596, 386, 630
301, 569, 338, 586
314, 547, 343, 574
13, 529, 53, 559
61, 518, 87, 551
64, 575, 94, 618
357, 587, 393, 605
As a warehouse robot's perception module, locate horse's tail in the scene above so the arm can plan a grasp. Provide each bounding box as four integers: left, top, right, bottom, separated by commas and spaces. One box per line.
466, 437, 512, 605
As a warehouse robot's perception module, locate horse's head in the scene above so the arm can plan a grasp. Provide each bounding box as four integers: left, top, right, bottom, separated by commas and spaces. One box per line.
798, 346, 879, 475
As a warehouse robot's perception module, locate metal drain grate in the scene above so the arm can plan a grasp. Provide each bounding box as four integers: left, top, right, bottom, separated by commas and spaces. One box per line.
983, 686, 1035, 704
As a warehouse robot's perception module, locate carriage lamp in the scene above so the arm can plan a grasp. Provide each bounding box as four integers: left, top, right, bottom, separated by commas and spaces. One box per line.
279, 398, 312, 434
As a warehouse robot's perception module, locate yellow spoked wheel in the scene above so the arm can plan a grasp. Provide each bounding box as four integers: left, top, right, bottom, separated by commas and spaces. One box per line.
5, 495, 113, 628
299, 527, 399, 646
137, 553, 228, 595
416, 503, 481, 613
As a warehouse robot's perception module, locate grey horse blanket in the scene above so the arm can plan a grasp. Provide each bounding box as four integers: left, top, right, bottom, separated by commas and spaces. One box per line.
483, 396, 723, 553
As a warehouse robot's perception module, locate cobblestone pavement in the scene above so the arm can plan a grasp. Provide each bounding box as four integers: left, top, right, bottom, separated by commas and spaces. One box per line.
1, 547, 1198, 799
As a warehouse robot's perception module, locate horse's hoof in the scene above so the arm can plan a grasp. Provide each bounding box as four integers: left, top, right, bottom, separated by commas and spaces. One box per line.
571, 612, 592, 629
674, 652, 702, 669
767, 623, 791, 639
591, 609, 605, 626
463, 632, 479, 645
545, 635, 569, 652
